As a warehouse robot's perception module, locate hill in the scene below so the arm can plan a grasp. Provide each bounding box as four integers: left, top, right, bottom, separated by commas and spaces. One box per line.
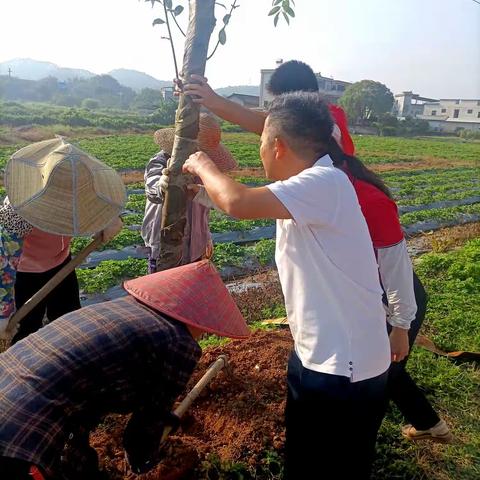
108, 69, 171, 91
0, 58, 94, 81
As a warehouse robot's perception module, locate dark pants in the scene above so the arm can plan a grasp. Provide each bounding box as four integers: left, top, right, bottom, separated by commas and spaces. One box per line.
386, 272, 440, 430
285, 351, 388, 480
12, 255, 81, 344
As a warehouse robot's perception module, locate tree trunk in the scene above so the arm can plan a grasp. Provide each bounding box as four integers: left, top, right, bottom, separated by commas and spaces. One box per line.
157, 0, 216, 271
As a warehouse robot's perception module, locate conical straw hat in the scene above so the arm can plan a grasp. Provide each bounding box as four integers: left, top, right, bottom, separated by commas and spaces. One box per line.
153, 113, 237, 172
5, 138, 126, 236
124, 260, 250, 339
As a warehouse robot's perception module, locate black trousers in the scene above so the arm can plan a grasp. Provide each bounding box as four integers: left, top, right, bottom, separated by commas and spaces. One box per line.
285, 352, 388, 480
386, 272, 440, 430
12, 255, 81, 344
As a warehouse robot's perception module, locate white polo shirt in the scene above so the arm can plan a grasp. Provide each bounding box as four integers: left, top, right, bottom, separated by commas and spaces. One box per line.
267, 155, 390, 382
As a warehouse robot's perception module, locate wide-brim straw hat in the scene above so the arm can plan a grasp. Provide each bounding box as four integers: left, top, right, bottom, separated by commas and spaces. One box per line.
124, 260, 250, 339
153, 113, 237, 172
5, 138, 126, 236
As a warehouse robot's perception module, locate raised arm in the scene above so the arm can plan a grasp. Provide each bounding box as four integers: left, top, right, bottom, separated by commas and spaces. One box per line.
183, 152, 290, 220
182, 75, 267, 135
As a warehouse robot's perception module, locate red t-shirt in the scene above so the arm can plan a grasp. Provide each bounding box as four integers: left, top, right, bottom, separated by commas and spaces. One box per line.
350, 177, 404, 249
328, 104, 355, 156
327, 106, 401, 247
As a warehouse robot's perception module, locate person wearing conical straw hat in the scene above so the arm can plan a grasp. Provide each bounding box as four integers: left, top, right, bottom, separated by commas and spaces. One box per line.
142, 113, 237, 273
0, 138, 126, 342
0, 260, 250, 479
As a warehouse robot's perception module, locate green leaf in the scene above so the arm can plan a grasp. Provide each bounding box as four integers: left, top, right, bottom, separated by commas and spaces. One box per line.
284, 5, 295, 17
282, 0, 290, 7
273, 0, 282, 5
283, 11, 290, 24
164, 0, 172, 9
268, 6, 281, 15
173, 5, 184, 15
274, 12, 280, 26
152, 18, 166, 25
219, 28, 227, 45
223, 13, 231, 24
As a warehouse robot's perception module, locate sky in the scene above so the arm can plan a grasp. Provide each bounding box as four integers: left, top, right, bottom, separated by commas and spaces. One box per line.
1, 0, 479, 98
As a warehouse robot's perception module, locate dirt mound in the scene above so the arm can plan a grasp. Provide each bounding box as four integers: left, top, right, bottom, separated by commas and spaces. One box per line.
91, 329, 293, 479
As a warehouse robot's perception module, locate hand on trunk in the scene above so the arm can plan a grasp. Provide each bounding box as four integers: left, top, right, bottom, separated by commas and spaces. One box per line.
183, 151, 217, 177
181, 74, 221, 110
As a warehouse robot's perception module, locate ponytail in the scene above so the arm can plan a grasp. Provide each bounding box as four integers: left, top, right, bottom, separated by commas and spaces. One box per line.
326, 137, 392, 199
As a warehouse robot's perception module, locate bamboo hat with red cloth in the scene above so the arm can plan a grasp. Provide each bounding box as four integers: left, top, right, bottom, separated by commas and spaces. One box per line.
124, 260, 250, 339
153, 113, 237, 172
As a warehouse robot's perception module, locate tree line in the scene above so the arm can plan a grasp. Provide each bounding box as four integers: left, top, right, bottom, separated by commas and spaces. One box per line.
0, 74, 173, 112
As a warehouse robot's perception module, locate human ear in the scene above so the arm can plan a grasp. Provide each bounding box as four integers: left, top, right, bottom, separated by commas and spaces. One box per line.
274, 137, 288, 160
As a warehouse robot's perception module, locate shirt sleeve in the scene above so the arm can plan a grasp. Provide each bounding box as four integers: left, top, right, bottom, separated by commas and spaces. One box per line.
144, 152, 169, 204
0, 198, 33, 237
377, 239, 417, 329
0, 227, 25, 338
193, 186, 221, 211
267, 168, 339, 227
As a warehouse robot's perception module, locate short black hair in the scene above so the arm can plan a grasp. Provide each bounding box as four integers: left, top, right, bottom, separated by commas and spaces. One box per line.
267, 91, 333, 156
267, 60, 319, 96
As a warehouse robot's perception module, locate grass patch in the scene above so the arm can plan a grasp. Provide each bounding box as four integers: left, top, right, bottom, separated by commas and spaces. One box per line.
71, 229, 143, 255
77, 258, 147, 293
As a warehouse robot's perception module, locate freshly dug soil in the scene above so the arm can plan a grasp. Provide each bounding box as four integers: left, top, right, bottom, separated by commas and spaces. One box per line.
91, 329, 293, 479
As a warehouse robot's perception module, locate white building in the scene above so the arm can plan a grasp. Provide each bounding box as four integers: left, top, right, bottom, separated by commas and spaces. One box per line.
394, 92, 480, 133
259, 61, 351, 108
161, 86, 174, 102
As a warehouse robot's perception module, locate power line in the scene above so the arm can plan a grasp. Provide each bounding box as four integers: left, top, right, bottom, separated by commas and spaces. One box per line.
471, 0, 480, 5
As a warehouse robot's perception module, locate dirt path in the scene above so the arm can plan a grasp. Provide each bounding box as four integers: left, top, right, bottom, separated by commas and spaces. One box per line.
407, 221, 480, 254
232, 159, 478, 177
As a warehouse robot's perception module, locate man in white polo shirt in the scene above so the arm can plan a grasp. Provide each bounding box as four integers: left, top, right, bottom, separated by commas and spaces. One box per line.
182, 92, 391, 479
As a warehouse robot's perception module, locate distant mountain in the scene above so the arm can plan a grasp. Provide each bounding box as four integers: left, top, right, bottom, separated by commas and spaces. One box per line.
0, 58, 94, 81
215, 85, 259, 97
108, 68, 171, 91
0, 58, 260, 96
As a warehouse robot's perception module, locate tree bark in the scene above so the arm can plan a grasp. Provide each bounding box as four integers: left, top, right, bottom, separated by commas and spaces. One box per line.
157, 0, 216, 271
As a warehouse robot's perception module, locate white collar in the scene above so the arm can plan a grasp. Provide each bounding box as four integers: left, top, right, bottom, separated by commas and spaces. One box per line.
314, 154, 333, 168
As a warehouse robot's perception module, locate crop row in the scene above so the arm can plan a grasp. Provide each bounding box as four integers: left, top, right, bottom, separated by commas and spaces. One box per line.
77, 239, 276, 294
2, 131, 479, 172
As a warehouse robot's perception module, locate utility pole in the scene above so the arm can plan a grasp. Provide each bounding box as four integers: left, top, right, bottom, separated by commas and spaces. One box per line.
8, 67, 12, 77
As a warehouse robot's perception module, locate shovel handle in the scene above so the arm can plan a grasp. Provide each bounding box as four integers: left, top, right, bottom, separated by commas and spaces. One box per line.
161, 355, 228, 442
5, 236, 103, 340
174, 355, 228, 417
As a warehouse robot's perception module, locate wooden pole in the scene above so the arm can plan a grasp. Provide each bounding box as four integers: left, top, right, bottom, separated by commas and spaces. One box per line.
161, 355, 228, 442
157, 0, 216, 271
5, 237, 103, 341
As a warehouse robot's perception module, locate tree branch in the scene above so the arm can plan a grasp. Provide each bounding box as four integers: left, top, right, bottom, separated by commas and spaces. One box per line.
170, 10, 186, 37
207, 0, 238, 60
163, 0, 180, 79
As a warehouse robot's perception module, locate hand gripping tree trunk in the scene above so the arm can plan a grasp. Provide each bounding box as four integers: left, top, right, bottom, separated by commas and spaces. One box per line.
157, 0, 215, 271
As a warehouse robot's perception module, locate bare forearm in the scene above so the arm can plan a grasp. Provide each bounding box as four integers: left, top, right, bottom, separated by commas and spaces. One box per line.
208, 96, 266, 135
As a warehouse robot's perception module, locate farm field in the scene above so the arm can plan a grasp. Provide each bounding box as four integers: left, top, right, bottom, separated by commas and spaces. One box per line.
0, 131, 479, 478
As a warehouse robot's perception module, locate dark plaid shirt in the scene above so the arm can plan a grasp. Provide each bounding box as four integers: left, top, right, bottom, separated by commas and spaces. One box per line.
0, 296, 201, 477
